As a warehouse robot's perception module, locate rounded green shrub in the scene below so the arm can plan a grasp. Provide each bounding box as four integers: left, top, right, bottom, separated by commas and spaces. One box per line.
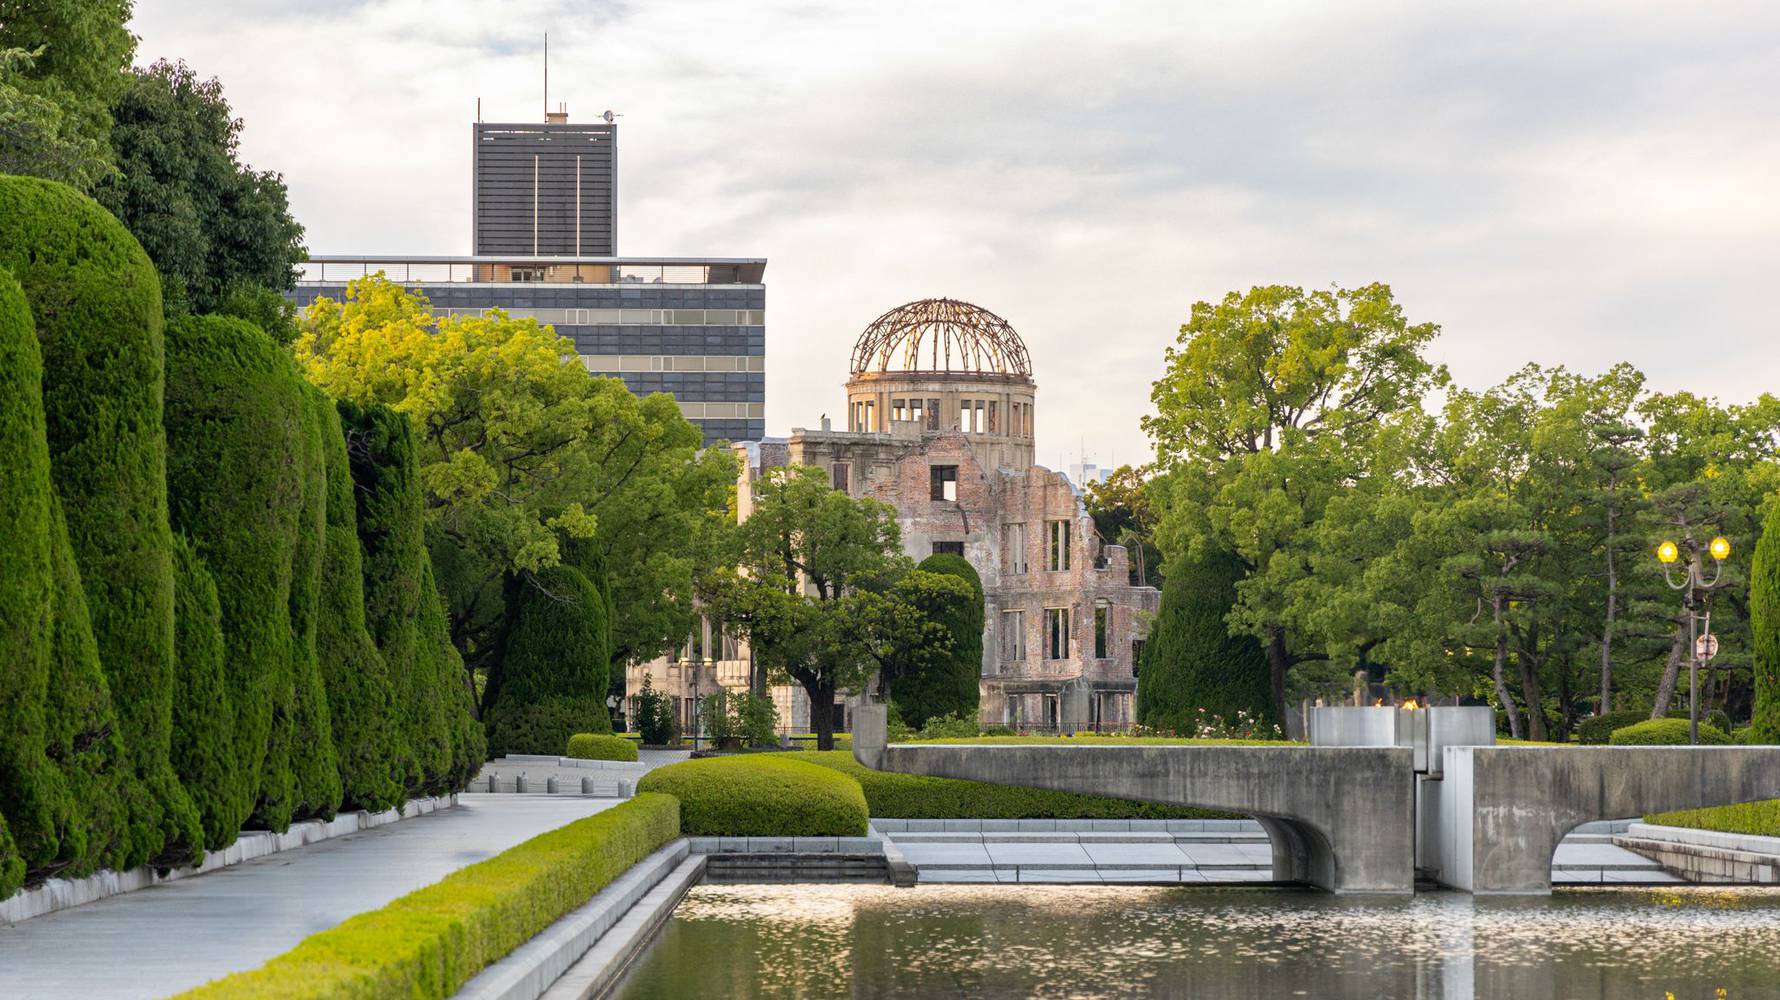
1137, 548, 1275, 732
484, 565, 612, 757
169, 535, 239, 851
164, 312, 310, 833
1610, 718, 1731, 746
893, 554, 984, 730
0, 175, 201, 869
637, 755, 868, 836
1577, 708, 1659, 745
565, 733, 639, 762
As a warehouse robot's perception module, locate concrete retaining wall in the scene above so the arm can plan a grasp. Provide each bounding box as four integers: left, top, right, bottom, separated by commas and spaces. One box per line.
0, 794, 457, 925
1615, 823, 1780, 884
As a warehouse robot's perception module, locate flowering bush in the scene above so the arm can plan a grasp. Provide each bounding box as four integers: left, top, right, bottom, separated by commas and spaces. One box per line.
1132, 708, 1282, 741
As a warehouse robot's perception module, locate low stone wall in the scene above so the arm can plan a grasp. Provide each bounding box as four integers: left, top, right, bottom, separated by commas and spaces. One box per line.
1614, 823, 1780, 884
0, 794, 457, 925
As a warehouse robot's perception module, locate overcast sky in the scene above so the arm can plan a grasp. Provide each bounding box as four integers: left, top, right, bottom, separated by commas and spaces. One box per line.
130, 1, 1780, 470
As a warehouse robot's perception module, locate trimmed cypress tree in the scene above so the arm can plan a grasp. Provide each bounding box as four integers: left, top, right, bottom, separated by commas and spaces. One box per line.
1752, 498, 1780, 743
312, 394, 405, 813
43, 494, 132, 878
0, 265, 74, 891
421, 561, 488, 791
170, 534, 239, 851
286, 386, 342, 821
0, 175, 202, 868
484, 565, 614, 757
163, 313, 307, 833
894, 554, 985, 730
341, 400, 448, 795
1136, 548, 1275, 732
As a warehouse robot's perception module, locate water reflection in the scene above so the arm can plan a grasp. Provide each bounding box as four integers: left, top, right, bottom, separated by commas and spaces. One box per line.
613, 884, 1780, 999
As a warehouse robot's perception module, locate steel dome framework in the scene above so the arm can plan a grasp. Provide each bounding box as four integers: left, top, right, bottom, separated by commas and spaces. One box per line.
849, 298, 1032, 378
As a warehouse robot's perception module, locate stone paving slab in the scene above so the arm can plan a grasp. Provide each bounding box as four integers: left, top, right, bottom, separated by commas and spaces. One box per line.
0, 795, 612, 1000
984, 843, 1095, 866
1082, 843, 1192, 866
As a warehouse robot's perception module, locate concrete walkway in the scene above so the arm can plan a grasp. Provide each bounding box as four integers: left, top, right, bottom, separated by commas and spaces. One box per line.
0, 795, 612, 1000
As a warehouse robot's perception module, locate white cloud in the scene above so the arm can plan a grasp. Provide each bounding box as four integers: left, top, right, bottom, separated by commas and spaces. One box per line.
131, 0, 1780, 469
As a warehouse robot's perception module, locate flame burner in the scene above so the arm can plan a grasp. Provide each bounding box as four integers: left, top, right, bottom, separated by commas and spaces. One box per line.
1308, 705, 1495, 776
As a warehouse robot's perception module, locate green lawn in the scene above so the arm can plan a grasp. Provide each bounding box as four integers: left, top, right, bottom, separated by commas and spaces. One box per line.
1646, 800, 1780, 838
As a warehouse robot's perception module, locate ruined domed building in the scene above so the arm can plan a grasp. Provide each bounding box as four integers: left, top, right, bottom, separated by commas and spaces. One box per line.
629, 298, 1160, 735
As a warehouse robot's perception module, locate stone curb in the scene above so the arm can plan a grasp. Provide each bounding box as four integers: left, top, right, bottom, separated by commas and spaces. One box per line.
456, 840, 699, 1000
1622, 822, 1780, 856
867, 818, 1265, 833
0, 794, 458, 926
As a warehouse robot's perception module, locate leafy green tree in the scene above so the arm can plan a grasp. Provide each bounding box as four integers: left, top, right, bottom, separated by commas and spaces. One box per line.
95, 59, 305, 314
483, 564, 613, 756
885, 555, 982, 730
1145, 283, 1445, 720
708, 465, 907, 750
300, 277, 730, 699
0, 48, 110, 187
1751, 495, 1780, 743
1135, 548, 1273, 732
0, 0, 134, 186
1084, 465, 1164, 586
0, 175, 202, 867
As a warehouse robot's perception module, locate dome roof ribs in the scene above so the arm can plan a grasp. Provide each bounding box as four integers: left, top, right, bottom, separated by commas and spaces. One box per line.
849, 297, 1032, 378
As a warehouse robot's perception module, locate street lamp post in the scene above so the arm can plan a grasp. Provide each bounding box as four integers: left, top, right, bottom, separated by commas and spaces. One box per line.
1655, 535, 1731, 745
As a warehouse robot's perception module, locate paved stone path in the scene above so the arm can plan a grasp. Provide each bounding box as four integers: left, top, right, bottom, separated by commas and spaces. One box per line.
0, 795, 612, 1000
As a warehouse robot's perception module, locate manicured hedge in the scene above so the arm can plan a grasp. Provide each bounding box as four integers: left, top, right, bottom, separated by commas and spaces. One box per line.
1647, 799, 1780, 838
0, 175, 202, 869
801, 751, 1232, 819
1577, 709, 1660, 745
639, 756, 868, 836
485, 565, 613, 757
1610, 718, 1731, 745
566, 733, 639, 762
171, 794, 681, 1000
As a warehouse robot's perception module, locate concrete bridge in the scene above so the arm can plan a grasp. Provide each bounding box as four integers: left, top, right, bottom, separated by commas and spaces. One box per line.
852, 704, 1416, 894
1438, 745, 1780, 893
852, 702, 1780, 895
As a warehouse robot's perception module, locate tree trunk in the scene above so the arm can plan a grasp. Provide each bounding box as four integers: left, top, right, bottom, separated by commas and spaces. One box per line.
1652, 624, 1686, 718
1516, 651, 1546, 741
1265, 627, 1290, 724
1493, 596, 1523, 739
1600, 506, 1617, 714
808, 677, 838, 751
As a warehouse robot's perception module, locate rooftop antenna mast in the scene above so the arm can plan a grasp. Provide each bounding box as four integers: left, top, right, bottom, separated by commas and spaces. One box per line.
543, 33, 549, 120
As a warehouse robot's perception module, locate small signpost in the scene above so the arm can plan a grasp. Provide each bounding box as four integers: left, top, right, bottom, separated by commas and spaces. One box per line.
1695, 633, 1719, 661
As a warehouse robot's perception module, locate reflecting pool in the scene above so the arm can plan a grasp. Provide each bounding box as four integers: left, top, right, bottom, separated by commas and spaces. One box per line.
613, 883, 1780, 999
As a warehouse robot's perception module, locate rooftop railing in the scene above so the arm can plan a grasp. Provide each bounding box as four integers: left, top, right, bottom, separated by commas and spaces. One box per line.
296, 255, 766, 286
